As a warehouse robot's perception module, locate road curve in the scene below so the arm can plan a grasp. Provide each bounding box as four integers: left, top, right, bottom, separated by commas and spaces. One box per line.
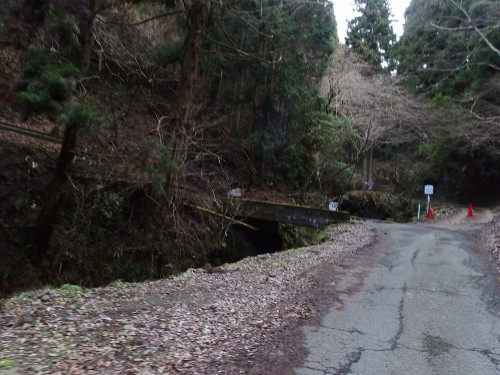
294, 218, 500, 374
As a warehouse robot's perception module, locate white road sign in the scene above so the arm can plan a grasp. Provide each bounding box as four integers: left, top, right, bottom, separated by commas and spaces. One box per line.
424, 185, 434, 195
328, 202, 339, 211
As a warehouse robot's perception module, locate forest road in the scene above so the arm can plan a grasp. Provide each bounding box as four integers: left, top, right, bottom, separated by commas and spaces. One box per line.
294, 212, 500, 375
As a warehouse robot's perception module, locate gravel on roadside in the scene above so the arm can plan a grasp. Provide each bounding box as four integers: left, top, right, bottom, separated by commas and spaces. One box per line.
478, 212, 500, 276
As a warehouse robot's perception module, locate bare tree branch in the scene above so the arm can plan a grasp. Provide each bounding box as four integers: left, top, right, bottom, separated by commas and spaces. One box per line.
128, 9, 184, 26
446, 0, 500, 58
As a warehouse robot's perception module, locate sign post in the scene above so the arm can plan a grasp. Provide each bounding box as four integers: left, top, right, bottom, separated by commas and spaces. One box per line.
424, 184, 433, 214
328, 201, 339, 212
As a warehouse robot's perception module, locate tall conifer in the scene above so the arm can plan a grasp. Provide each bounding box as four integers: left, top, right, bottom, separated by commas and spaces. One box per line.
345, 0, 396, 72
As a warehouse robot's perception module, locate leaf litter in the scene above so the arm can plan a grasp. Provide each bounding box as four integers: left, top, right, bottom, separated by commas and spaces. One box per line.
0, 222, 374, 374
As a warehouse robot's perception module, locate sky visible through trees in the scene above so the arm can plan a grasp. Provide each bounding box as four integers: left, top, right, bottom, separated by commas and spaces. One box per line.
334, 0, 411, 41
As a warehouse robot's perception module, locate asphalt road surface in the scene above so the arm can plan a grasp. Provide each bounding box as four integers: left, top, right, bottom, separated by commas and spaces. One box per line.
295, 213, 500, 374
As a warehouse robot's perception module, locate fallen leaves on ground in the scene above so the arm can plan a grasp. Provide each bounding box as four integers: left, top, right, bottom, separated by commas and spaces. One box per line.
0, 222, 374, 374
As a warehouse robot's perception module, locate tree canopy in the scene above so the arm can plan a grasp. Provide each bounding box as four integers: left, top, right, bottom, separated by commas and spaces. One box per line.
345, 0, 397, 72
397, 0, 500, 115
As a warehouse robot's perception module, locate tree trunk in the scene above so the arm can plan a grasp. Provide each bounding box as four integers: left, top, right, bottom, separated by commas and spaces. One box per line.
79, 0, 97, 71
368, 147, 373, 181
163, 0, 210, 196
31, 122, 79, 266
362, 153, 368, 186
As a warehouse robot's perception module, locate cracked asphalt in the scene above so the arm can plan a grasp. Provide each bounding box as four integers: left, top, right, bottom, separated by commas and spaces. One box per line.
294, 220, 500, 375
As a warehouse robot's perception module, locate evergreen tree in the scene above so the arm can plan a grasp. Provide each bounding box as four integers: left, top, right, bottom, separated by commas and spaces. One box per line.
397, 0, 499, 98
397, 0, 468, 94
205, 1, 337, 187
397, 0, 500, 201
345, 0, 397, 72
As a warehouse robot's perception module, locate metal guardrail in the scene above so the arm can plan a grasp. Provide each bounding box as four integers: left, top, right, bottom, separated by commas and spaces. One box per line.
0, 122, 62, 144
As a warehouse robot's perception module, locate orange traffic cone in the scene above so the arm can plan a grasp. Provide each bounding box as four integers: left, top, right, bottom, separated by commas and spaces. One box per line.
467, 203, 473, 217
428, 207, 434, 220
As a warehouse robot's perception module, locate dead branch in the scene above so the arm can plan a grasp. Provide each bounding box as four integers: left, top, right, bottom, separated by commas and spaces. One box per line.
128, 9, 184, 26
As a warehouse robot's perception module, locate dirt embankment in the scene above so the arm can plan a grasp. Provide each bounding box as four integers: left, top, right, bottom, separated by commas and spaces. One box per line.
476, 209, 500, 278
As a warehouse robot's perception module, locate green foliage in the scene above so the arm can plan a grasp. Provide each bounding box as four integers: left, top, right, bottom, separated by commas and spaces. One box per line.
341, 190, 413, 222
204, 1, 337, 187
149, 41, 184, 65
397, 0, 499, 104
59, 283, 86, 293
142, 164, 164, 185
22, 47, 51, 77
76, 191, 123, 232
16, 90, 63, 115
312, 114, 360, 194
264, 261, 283, 268
42, 68, 68, 99
0, 359, 16, 369
374, 144, 394, 161
13, 198, 24, 211
57, 102, 99, 127
50, 15, 79, 53
159, 143, 181, 180
414, 132, 500, 201
135, 3, 153, 17
108, 279, 127, 286
138, 141, 181, 188
16, 49, 80, 117
346, 0, 397, 72
282, 144, 308, 188
415, 133, 471, 186
280, 224, 325, 249
430, 92, 452, 106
